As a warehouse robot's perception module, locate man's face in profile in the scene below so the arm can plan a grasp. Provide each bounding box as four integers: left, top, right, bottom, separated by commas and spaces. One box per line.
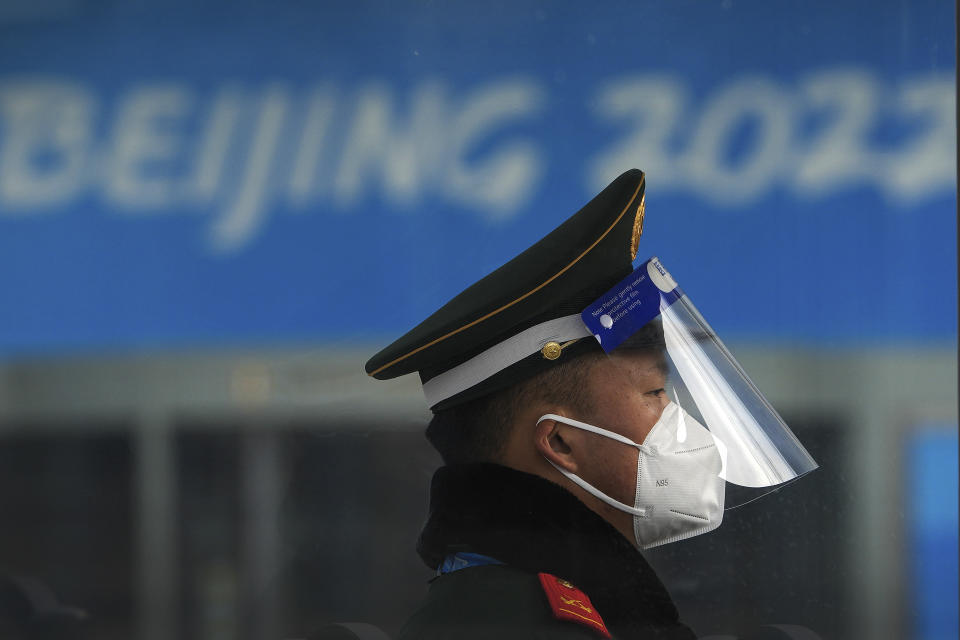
567, 350, 671, 523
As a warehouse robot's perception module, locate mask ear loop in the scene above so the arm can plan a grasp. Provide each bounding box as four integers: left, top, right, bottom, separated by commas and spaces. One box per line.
537, 413, 647, 517
538, 413, 641, 447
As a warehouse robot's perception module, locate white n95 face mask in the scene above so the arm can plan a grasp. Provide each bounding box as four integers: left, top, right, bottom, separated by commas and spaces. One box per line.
539, 402, 725, 550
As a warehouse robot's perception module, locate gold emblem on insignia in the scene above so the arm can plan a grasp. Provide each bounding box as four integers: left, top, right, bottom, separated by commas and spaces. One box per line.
630, 195, 645, 260
558, 578, 575, 588
541, 342, 562, 360
560, 596, 593, 613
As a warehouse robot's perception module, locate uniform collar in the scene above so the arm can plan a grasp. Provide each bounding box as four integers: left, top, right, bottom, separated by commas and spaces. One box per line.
416, 463, 687, 632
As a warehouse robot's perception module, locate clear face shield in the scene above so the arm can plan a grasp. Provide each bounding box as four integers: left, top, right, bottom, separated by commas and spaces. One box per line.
543, 257, 818, 549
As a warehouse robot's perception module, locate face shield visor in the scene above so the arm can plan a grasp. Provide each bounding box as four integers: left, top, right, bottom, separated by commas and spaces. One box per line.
573, 256, 817, 500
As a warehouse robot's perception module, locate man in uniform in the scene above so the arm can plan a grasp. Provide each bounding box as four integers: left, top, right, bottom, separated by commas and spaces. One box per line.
365, 169, 816, 639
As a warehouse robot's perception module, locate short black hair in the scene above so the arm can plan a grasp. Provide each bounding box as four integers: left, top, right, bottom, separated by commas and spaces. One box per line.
425, 351, 602, 465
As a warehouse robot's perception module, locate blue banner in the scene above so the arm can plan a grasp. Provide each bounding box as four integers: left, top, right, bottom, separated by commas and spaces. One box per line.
908, 427, 959, 640
0, 0, 954, 355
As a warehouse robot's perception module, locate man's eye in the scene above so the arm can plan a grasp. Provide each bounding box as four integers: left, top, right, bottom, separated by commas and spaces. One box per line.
646, 388, 666, 397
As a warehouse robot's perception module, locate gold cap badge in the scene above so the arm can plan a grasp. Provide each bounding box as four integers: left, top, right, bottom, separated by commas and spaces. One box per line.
630, 195, 645, 260
541, 342, 562, 360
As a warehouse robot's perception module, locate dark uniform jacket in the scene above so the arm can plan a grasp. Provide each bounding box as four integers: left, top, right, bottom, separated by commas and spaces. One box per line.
399, 464, 697, 640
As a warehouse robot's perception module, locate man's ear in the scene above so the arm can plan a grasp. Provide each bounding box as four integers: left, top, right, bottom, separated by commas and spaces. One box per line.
534, 416, 580, 473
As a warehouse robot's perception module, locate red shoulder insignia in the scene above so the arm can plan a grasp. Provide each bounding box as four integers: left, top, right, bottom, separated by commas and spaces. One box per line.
538, 572, 612, 638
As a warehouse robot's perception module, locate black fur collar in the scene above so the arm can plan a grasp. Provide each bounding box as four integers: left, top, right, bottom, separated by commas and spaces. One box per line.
416, 463, 694, 637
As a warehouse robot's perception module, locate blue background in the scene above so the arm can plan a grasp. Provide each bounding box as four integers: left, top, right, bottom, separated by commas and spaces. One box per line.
0, 0, 954, 355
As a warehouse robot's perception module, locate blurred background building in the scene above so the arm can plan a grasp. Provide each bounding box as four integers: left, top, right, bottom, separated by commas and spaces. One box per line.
0, 1, 956, 639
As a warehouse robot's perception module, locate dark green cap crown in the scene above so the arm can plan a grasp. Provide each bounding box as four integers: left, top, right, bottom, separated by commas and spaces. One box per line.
365, 169, 647, 409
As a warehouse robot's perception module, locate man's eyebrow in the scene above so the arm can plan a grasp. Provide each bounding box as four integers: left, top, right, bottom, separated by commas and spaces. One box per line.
626, 363, 666, 385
